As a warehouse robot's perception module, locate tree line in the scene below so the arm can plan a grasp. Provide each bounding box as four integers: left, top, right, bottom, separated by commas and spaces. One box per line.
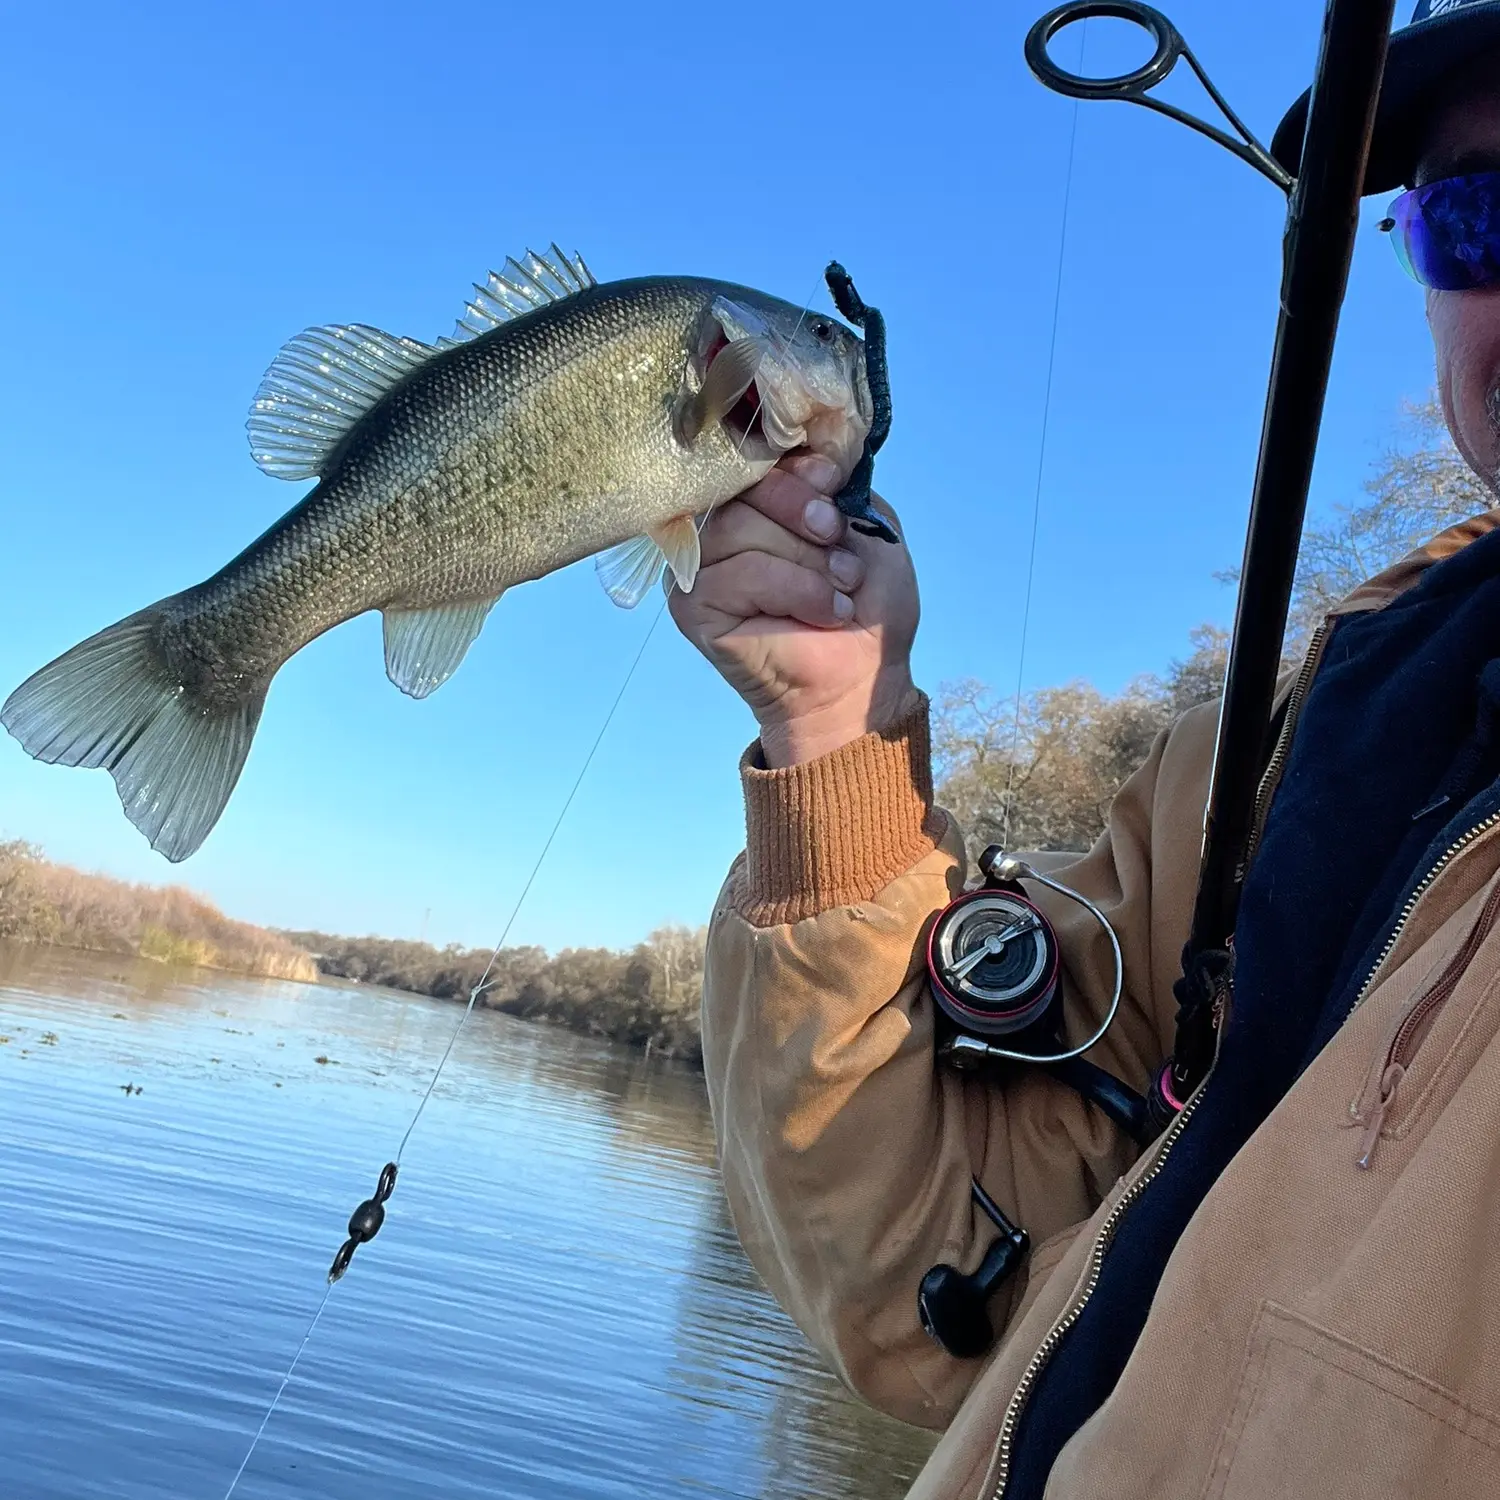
935, 399, 1483, 860
281, 924, 708, 1063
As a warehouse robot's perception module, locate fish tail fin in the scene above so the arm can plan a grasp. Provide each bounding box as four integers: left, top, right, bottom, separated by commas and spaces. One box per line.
0, 605, 266, 862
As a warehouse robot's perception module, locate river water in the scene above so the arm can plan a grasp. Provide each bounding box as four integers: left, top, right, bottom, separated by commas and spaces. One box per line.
0, 944, 935, 1500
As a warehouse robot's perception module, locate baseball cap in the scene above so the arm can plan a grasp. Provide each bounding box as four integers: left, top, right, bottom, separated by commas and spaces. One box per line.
1271, 0, 1500, 194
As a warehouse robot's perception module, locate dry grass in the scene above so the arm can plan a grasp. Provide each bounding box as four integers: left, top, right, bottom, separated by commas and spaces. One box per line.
0, 840, 317, 982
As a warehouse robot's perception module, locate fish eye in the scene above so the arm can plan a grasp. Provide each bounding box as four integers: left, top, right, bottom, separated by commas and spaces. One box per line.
808, 318, 834, 344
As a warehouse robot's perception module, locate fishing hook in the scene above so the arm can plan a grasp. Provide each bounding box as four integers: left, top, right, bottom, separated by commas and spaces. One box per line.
1024, 1, 1293, 194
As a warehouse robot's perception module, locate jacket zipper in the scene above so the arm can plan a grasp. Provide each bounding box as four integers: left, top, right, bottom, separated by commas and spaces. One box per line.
1241, 621, 1331, 875
1345, 810, 1500, 1028
1352, 845, 1500, 1167
988, 631, 1328, 1498
989, 972, 1225, 1499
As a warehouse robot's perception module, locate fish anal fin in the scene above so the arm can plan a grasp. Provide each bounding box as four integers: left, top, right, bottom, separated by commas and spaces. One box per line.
382, 597, 498, 699
675, 337, 762, 445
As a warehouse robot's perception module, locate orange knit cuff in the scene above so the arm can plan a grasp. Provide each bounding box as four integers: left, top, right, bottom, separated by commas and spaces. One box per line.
734, 691, 944, 927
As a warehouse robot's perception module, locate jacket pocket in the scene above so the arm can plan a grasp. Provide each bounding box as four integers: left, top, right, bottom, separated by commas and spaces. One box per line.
1350, 880, 1500, 1169
1204, 1303, 1500, 1500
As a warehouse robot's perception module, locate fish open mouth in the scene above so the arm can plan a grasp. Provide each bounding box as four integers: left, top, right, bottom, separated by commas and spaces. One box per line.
724, 382, 767, 449
692, 296, 866, 477
699, 326, 769, 454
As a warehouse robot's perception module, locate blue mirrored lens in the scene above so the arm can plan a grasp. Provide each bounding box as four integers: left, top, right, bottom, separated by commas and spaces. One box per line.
1390, 172, 1500, 291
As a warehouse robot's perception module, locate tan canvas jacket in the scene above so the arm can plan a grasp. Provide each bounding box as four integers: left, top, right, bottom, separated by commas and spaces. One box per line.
701, 512, 1500, 1500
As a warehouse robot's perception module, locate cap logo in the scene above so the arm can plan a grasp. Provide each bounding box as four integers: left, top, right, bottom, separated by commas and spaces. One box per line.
1420, 0, 1482, 18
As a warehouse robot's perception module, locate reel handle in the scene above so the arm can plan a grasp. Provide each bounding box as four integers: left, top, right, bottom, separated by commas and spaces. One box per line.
917, 1179, 1030, 1359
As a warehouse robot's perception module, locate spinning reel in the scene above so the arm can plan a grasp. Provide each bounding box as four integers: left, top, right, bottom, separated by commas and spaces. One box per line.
918, 845, 1157, 1359
927, 846, 1120, 1069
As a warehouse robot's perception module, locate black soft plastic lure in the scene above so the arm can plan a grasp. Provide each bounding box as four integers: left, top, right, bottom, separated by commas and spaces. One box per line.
825, 262, 899, 545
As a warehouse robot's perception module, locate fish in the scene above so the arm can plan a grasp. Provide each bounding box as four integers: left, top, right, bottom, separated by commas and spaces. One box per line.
1, 247, 874, 862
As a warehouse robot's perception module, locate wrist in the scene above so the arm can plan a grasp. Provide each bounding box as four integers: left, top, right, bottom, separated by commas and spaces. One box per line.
758, 666, 917, 769
737, 684, 940, 926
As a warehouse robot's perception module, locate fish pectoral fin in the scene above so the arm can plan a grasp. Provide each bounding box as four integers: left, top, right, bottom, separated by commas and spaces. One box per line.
382, 597, 499, 699
649, 516, 702, 593
675, 337, 763, 445
596, 535, 668, 609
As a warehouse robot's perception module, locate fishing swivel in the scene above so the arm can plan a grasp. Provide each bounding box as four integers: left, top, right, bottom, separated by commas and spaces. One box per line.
328, 1161, 398, 1284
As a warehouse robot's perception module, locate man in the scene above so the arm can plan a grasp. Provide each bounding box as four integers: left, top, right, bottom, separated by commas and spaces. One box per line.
670, 2, 1500, 1497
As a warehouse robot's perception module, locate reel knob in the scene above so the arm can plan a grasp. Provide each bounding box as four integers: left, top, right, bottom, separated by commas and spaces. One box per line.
926, 869, 1060, 1040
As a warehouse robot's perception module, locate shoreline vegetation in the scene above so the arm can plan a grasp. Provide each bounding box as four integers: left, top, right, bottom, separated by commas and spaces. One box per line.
0, 840, 707, 1063
280, 927, 707, 1063
0, 839, 317, 982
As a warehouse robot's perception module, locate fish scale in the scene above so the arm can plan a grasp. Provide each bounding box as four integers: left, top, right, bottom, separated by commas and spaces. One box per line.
2, 255, 872, 863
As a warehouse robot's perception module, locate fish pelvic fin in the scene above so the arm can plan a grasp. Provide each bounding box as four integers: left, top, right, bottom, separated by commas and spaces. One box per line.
674, 337, 762, 446
595, 536, 667, 609
0, 607, 266, 862
594, 519, 701, 609
382, 597, 498, 699
650, 517, 701, 592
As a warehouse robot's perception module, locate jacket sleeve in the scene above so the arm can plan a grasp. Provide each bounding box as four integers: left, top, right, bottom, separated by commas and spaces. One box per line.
700, 689, 1216, 1430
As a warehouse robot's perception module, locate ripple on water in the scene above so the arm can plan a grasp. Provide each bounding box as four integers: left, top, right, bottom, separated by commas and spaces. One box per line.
0, 944, 935, 1499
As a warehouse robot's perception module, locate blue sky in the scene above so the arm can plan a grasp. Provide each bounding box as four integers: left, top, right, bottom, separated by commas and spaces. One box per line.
0, 1, 1443, 953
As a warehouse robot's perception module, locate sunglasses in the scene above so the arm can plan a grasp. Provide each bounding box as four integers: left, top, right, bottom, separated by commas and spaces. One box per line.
1382, 171, 1500, 290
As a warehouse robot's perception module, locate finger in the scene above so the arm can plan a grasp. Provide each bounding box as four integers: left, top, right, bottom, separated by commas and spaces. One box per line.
677, 551, 855, 631
698, 500, 866, 592
735, 465, 850, 548
781, 451, 844, 493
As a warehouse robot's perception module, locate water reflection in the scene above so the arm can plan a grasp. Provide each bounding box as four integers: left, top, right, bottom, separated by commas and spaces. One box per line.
0, 944, 934, 1500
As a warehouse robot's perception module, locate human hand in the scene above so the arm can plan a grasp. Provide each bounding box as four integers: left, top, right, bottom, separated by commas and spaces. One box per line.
669, 453, 919, 768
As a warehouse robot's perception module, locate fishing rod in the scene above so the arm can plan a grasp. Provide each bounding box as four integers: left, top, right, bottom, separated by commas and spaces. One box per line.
1025, 0, 1397, 1119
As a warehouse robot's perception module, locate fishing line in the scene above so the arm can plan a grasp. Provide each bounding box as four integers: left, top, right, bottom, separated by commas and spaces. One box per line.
1001, 20, 1087, 853
219, 273, 826, 1498
219, 1290, 333, 1499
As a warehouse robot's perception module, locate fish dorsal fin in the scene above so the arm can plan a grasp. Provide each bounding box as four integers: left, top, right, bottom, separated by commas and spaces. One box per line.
248, 324, 440, 480
435, 245, 596, 348
382, 597, 499, 699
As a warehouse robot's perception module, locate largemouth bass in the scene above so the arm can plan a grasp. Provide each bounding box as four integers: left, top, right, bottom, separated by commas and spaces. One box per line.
2, 247, 874, 861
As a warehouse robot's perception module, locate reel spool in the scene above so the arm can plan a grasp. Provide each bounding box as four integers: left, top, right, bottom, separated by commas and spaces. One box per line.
927, 845, 1124, 1069
927, 880, 1059, 1041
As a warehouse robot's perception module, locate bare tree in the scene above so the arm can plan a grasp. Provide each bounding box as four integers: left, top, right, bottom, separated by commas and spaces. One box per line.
936, 396, 1487, 856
